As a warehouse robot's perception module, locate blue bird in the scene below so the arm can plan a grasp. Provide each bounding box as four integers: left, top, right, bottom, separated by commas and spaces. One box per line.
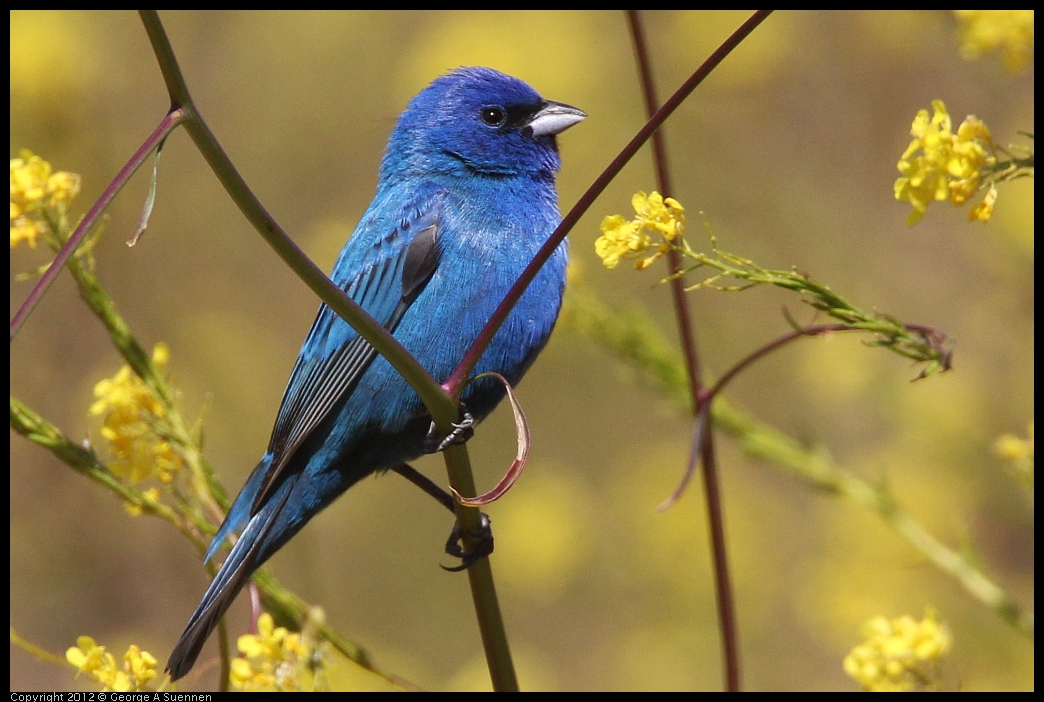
166, 67, 584, 680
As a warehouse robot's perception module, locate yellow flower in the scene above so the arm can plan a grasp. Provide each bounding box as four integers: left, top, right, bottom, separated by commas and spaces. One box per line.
10, 212, 46, 248
843, 608, 951, 691
124, 645, 158, 688
954, 10, 1035, 72
230, 656, 276, 691
968, 184, 998, 223
595, 215, 650, 269
90, 343, 183, 485
894, 101, 996, 226
595, 191, 686, 269
10, 149, 81, 248
231, 612, 326, 692
66, 635, 107, 674
66, 636, 158, 692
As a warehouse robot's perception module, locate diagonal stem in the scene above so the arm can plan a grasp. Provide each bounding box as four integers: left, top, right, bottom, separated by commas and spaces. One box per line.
445, 10, 775, 396
135, 11, 452, 430
10, 109, 187, 341
134, 10, 513, 689
444, 12, 768, 684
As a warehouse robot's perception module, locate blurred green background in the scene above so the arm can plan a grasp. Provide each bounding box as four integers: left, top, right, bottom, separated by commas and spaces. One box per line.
10, 10, 1033, 691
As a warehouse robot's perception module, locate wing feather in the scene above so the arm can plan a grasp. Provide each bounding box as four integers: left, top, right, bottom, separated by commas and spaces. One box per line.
250, 208, 443, 513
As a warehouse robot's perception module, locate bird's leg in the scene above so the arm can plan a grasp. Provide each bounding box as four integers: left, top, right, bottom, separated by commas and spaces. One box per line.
391, 463, 455, 513
423, 403, 474, 454
390, 462, 494, 570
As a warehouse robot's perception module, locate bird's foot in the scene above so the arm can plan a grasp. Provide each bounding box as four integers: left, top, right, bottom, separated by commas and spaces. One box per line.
424, 405, 474, 453
441, 513, 494, 572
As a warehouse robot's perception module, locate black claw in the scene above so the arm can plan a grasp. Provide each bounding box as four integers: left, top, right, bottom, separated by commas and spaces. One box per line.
442, 513, 494, 572
424, 404, 475, 454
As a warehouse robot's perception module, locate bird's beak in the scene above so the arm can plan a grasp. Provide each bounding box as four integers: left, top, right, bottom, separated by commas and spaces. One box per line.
526, 100, 586, 137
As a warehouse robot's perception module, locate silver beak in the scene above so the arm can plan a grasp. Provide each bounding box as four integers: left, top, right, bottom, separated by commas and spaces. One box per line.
527, 100, 587, 137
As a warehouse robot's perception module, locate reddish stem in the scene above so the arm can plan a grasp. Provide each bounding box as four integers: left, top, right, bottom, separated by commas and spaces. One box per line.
10, 109, 188, 341
627, 10, 743, 691
443, 11, 775, 396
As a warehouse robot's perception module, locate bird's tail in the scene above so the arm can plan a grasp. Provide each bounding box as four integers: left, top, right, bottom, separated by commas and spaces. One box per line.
165, 483, 293, 681
203, 453, 273, 565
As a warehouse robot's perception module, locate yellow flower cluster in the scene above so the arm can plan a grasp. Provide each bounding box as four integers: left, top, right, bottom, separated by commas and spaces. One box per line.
89, 343, 183, 486
230, 612, 327, 692
595, 191, 685, 270
843, 608, 951, 691
66, 636, 158, 692
894, 100, 996, 226
10, 149, 81, 248
954, 10, 1035, 72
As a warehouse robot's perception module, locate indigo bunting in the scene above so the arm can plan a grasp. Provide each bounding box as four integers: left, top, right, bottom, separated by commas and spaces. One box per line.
166, 67, 584, 680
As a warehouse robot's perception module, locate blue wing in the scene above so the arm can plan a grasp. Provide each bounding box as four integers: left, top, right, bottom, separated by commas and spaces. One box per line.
167, 190, 445, 680
252, 214, 440, 514
205, 191, 444, 564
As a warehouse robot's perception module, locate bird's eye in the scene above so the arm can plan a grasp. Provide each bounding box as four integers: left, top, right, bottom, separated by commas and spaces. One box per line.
480, 106, 507, 127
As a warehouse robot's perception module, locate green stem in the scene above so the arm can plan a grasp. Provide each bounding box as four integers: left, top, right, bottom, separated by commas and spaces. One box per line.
136, 11, 453, 427
136, 10, 511, 686
564, 284, 1033, 638
10, 395, 423, 686
444, 444, 518, 691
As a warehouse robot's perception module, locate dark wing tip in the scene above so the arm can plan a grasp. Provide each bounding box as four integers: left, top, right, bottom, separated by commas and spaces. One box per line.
165, 640, 199, 681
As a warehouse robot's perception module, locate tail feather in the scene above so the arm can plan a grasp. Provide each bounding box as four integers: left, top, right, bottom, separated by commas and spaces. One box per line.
166, 484, 292, 680
204, 454, 273, 565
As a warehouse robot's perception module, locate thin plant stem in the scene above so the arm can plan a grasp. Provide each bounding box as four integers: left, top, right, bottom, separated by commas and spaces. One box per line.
135, 12, 448, 426
9, 397, 422, 688
627, 9, 743, 692
135, 10, 513, 690
706, 324, 850, 402
563, 285, 1033, 638
445, 441, 518, 690
9, 109, 187, 341
662, 324, 862, 511
12, 10, 773, 691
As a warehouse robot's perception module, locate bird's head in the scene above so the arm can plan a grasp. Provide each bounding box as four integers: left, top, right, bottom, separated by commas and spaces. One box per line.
383, 67, 585, 180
